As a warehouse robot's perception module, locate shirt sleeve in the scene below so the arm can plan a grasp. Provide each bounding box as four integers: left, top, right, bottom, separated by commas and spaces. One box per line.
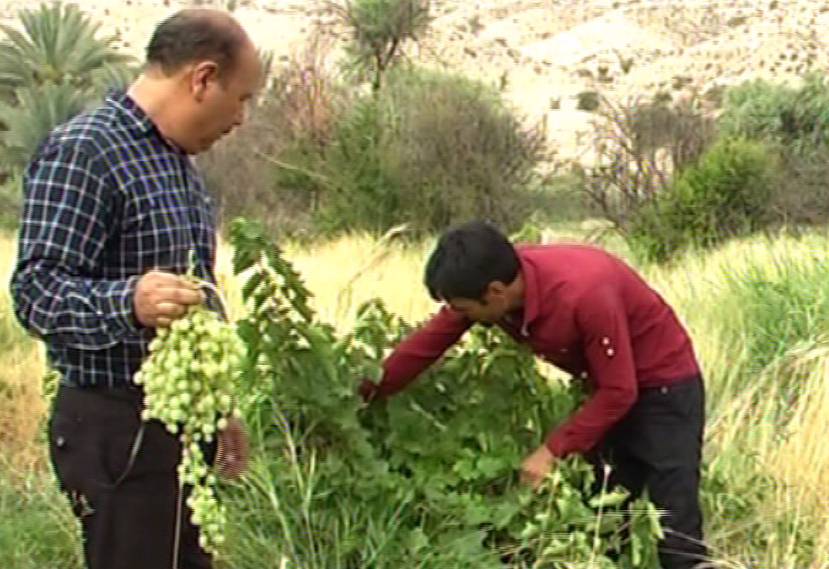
545, 285, 638, 457
9, 144, 140, 350
377, 305, 473, 397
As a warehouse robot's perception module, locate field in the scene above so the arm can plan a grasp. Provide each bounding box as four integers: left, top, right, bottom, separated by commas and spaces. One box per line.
2, 222, 829, 568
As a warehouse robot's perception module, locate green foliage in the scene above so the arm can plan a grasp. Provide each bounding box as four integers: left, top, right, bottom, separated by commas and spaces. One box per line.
336, 0, 431, 91
0, 175, 21, 231
626, 138, 775, 263
700, 456, 816, 564
714, 245, 829, 408
717, 75, 829, 225
582, 97, 714, 231
277, 66, 543, 236
0, 84, 88, 166
223, 218, 663, 568
719, 79, 794, 142
0, 467, 81, 569
719, 75, 829, 149
0, 2, 136, 169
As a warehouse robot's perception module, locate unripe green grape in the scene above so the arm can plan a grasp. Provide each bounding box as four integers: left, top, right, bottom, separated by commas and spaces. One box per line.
136, 300, 241, 556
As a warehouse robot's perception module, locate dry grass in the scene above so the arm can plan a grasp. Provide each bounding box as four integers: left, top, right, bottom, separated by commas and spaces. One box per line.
0, 233, 46, 474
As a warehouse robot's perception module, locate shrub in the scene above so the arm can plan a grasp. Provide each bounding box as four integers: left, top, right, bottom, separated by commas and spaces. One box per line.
576, 90, 601, 111
198, 37, 333, 238
719, 74, 829, 147
719, 79, 795, 141
626, 137, 775, 263
279, 66, 544, 236
583, 96, 714, 228
718, 75, 829, 224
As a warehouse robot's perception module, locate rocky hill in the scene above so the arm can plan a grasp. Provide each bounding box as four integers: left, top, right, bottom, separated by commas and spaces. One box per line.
2, 0, 827, 163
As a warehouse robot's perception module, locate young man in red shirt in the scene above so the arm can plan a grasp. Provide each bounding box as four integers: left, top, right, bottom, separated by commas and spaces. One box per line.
360, 221, 708, 569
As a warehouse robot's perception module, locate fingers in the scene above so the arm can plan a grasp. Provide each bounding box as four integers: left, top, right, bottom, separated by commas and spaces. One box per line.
521, 470, 543, 490
134, 270, 208, 328
359, 379, 378, 403
162, 285, 204, 306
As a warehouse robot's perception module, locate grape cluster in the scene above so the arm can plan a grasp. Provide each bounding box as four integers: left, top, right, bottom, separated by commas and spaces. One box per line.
134, 301, 243, 554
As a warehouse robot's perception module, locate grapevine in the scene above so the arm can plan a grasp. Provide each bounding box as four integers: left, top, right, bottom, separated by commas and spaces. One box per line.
134, 278, 243, 555
224, 218, 665, 568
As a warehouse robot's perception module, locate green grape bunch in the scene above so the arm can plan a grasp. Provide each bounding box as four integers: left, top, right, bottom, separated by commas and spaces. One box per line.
133, 281, 244, 555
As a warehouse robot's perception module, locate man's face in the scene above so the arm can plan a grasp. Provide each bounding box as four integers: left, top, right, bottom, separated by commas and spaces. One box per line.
189, 42, 262, 153
448, 283, 512, 323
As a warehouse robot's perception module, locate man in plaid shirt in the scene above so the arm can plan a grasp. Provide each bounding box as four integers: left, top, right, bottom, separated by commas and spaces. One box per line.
10, 9, 262, 569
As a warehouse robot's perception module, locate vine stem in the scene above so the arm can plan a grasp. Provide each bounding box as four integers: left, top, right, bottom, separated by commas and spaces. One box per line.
195, 278, 231, 319
172, 441, 188, 569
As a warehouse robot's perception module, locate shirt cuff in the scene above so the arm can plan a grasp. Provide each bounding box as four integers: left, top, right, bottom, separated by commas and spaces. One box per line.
545, 430, 573, 459
98, 275, 141, 335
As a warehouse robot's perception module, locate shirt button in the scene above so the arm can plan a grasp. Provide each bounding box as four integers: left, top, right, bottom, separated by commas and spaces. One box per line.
55, 436, 66, 449
660, 386, 669, 395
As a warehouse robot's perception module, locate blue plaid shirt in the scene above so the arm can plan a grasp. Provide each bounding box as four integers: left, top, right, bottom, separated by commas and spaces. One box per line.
10, 91, 218, 388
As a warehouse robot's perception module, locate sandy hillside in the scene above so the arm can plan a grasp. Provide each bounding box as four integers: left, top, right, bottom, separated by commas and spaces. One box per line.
1, 0, 828, 163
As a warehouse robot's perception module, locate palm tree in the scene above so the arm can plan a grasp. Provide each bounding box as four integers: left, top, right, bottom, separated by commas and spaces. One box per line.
332, 0, 431, 92
0, 84, 89, 168
0, 2, 136, 169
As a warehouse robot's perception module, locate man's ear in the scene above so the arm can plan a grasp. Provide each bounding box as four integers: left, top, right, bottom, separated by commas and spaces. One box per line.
487, 281, 508, 298
190, 61, 220, 102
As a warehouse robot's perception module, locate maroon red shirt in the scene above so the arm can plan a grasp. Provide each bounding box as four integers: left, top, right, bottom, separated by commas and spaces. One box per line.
375, 244, 701, 457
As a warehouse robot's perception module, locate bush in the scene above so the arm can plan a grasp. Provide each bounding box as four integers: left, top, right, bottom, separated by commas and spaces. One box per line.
718, 79, 796, 142
583, 96, 714, 228
720, 74, 829, 148
576, 90, 601, 111
198, 38, 333, 238
626, 137, 775, 263
718, 75, 829, 224
279, 66, 544, 236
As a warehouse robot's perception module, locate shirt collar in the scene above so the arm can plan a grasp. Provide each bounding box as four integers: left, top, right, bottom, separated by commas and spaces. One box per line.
105, 89, 187, 154
106, 89, 155, 133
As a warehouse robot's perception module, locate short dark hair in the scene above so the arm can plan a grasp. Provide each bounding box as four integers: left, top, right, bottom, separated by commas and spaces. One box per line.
425, 221, 520, 302
146, 9, 246, 80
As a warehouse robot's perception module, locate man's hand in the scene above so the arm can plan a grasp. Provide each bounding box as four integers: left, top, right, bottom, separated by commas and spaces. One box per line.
358, 378, 379, 403
521, 444, 556, 490
215, 415, 249, 481
134, 270, 205, 328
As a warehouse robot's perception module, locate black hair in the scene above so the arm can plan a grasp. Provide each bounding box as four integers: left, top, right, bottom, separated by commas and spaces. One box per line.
424, 221, 520, 302
145, 9, 245, 80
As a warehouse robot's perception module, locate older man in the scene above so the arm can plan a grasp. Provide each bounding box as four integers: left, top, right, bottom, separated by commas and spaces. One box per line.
10, 9, 262, 569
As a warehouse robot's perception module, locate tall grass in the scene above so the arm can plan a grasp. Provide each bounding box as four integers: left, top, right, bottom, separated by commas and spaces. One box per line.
644, 232, 829, 567
3, 226, 829, 567
0, 463, 81, 569
0, 232, 45, 472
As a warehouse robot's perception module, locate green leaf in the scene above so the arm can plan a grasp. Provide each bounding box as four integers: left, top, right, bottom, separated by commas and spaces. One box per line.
588, 489, 630, 509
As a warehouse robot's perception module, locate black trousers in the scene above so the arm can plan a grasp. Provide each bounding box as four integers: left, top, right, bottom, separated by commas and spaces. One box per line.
586, 376, 708, 569
48, 385, 212, 569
